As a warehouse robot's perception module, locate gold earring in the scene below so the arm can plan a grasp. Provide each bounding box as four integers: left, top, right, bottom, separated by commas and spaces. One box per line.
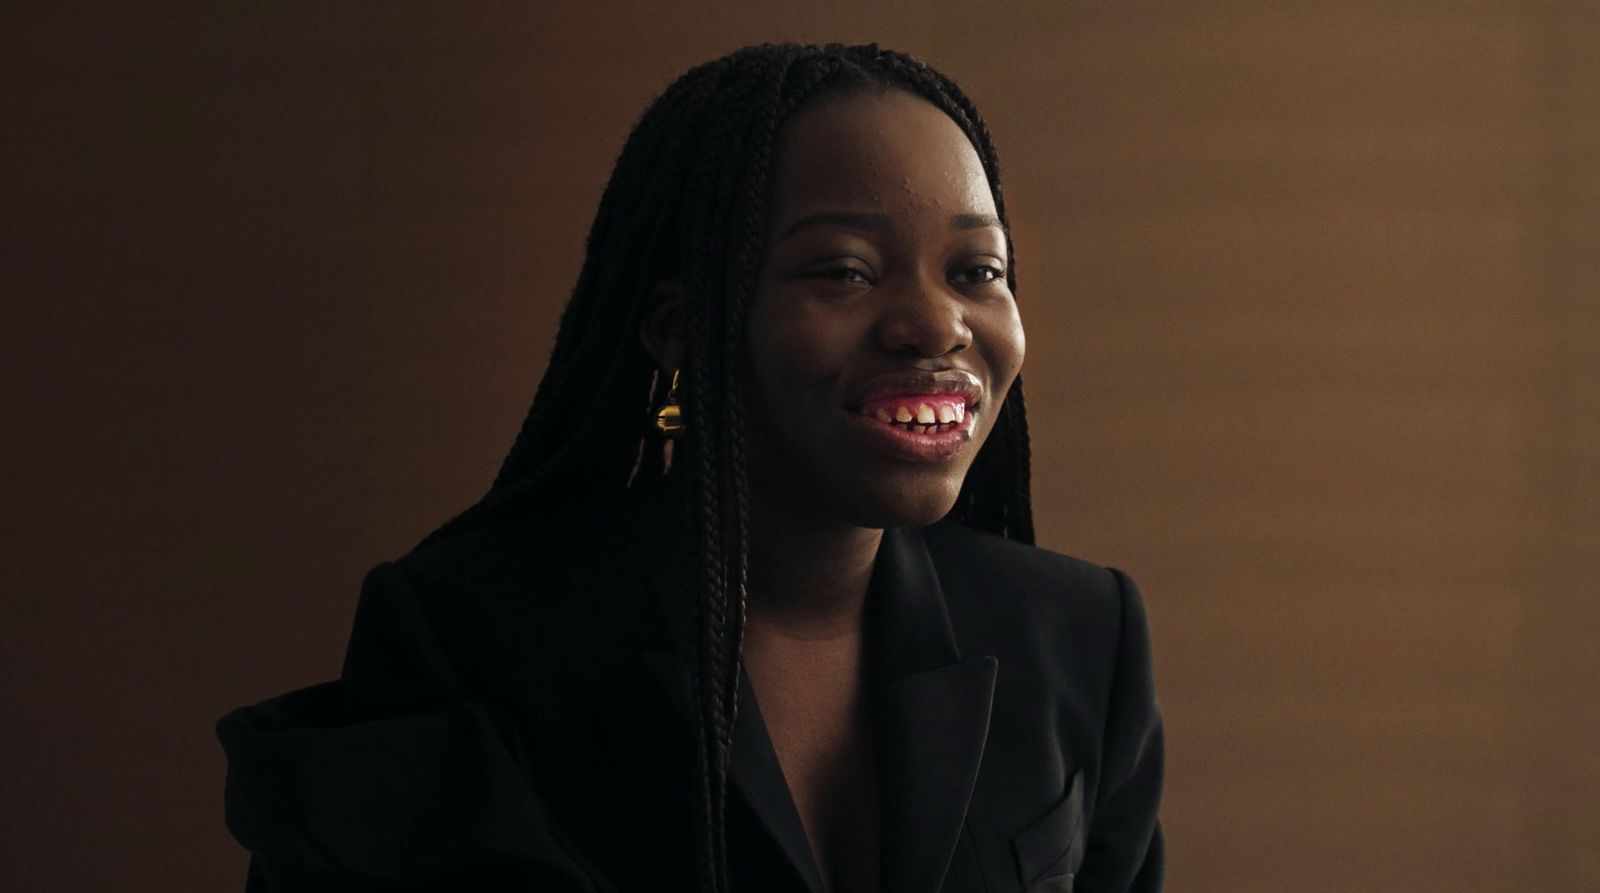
654, 370, 684, 439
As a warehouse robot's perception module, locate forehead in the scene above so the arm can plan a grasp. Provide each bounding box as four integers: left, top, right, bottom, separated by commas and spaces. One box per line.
765, 88, 995, 223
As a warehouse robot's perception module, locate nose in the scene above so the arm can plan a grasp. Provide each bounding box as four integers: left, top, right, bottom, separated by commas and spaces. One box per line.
872, 276, 973, 358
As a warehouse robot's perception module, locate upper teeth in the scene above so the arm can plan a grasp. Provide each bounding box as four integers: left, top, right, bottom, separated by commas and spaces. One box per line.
872, 401, 966, 426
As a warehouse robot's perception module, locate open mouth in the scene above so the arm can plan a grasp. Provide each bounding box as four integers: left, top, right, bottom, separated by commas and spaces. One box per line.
859, 395, 969, 435
848, 392, 980, 462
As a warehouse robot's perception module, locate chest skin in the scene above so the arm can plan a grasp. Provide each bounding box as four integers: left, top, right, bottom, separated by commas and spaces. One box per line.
741, 621, 882, 893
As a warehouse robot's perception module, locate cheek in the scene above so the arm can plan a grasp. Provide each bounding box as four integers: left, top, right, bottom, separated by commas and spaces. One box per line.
746, 299, 858, 393
980, 302, 1026, 389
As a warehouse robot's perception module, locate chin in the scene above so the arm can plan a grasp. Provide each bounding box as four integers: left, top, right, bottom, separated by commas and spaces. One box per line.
835, 476, 966, 530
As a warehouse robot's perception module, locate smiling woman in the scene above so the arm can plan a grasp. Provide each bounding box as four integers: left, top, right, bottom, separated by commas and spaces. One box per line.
216, 43, 1163, 893
739, 89, 1024, 526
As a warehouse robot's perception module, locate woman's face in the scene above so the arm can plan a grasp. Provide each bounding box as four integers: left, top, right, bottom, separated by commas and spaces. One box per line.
743, 88, 1025, 530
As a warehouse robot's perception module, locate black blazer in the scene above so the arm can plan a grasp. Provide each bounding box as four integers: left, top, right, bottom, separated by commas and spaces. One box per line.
218, 503, 1164, 893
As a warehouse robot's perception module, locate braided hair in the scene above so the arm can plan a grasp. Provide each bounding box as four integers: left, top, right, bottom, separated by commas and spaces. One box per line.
414, 42, 1034, 892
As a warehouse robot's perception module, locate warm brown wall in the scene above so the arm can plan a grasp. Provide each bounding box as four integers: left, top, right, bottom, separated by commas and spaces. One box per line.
6, 2, 1596, 891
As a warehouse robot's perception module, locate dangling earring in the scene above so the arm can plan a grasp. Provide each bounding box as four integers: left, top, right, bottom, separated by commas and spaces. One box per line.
654, 369, 684, 475
654, 369, 685, 438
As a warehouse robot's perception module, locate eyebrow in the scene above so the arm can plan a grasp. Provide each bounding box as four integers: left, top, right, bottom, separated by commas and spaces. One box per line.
776, 212, 890, 244
775, 211, 1005, 244
951, 212, 1004, 231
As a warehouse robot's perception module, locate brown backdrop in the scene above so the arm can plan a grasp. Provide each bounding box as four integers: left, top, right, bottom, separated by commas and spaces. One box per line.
6, 2, 1596, 891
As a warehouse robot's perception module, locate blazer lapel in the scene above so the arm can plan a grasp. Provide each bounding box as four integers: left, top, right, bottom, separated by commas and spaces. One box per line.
634, 506, 996, 893
637, 645, 826, 893
728, 665, 830, 892
634, 494, 825, 892
870, 526, 998, 893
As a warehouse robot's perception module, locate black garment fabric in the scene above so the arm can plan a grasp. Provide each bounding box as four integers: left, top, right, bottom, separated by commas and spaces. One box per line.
217, 504, 1164, 892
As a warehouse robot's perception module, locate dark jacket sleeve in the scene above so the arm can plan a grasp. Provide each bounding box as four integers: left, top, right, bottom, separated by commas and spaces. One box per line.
216, 562, 596, 892
1077, 568, 1164, 892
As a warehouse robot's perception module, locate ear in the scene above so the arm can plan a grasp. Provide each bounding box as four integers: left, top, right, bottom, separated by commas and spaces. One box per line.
639, 281, 685, 372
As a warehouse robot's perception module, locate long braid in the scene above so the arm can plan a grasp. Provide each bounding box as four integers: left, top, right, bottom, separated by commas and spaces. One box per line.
410, 43, 1035, 893
697, 58, 762, 890
708, 45, 806, 846
424, 59, 735, 543
679, 57, 749, 892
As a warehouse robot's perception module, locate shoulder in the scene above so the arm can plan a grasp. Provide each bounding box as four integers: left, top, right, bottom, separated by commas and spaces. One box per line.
920, 519, 1128, 595
921, 519, 1136, 640
388, 508, 632, 620
393, 513, 587, 597
369, 509, 650, 701
919, 520, 1152, 707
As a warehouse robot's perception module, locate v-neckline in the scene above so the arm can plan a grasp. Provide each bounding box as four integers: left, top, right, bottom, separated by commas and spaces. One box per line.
637, 519, 999, 893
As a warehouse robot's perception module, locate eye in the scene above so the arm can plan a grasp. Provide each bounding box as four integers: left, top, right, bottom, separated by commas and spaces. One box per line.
826, 267, 872, 283
954, 262, 1007, 285
805, 262, 876, 286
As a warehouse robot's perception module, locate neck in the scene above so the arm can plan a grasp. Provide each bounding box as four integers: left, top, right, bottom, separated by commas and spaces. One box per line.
745, 508, 882, 642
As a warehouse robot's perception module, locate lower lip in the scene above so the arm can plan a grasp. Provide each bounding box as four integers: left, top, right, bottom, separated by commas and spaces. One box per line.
845, 408, 979, 463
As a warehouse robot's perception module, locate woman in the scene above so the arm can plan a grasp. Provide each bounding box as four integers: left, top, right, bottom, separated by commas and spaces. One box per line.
218, 43, 1163, 893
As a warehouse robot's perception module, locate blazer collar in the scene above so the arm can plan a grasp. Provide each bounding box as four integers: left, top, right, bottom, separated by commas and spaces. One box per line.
639, 517, 997, 893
